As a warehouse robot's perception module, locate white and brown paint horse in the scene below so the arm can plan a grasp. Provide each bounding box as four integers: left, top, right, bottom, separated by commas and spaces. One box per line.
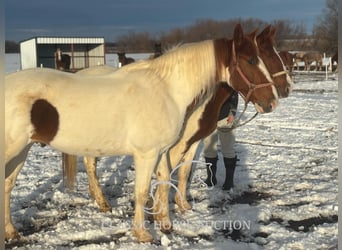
5, 24, 279, 243
66, 25, 292, 231
66, 23, 292, 212
66, 25, 291, 235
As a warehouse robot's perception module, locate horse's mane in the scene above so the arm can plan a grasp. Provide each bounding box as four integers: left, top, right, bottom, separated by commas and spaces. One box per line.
115, 40, 221, 110
151, 40, 218, 96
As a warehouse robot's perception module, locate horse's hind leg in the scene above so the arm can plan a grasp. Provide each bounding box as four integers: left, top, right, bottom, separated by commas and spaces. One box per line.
153, 154, 172, 233
132, 150, 160, 243
174, 142, 200, 212
83, 156, 112, 212
5, 143, 33, 240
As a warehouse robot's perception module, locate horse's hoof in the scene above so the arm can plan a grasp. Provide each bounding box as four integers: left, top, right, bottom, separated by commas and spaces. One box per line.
5, 229, 21, 240
132, 229, 153, 243
175, 196, 192, 212
154, 217, 173, 234
160, 222, 173, 234
99, 202, 112, 213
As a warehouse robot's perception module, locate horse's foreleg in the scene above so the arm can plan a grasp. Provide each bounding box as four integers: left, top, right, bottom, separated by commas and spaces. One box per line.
132, 150, 160, 243
5, 166, 23, 240
83, 156, 112, 212
5, 143, 33, 240
174, 142, 200, 212
153, 154, 172, 233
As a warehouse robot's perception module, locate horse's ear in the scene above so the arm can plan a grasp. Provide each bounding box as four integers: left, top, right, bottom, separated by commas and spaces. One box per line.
257, 25, 271, 42
231, 40, 237, 66
257, 24, 277, 44
269, 25, 277, 39
233, 23, 244, 47
247, 29, 259, 41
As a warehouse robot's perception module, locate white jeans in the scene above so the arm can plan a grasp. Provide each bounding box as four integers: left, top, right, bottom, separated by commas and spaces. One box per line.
203, 118, 236, 158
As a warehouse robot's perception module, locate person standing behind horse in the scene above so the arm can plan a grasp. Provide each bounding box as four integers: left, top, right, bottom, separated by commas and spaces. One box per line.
203, 90, 239, 190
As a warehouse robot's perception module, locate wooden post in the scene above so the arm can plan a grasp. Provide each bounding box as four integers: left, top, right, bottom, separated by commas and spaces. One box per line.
71, 43, 75, 70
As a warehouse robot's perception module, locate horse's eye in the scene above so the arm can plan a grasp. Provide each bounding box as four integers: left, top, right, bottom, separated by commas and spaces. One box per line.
248, 57, 258, 65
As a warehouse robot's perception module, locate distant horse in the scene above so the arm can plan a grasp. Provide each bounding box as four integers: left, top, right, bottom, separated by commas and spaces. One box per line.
332, 51, 338, 64
332, 52, 338, 72
303, 51, 323, 71
279, 51, 294, 73
117, 52, 135, 66
293, 51, 305, 70
63, 25, 291, 234
293, 51, 323, 71
55, 48, 71, 71
5, 24, 278, 242
152, 42, 163, 58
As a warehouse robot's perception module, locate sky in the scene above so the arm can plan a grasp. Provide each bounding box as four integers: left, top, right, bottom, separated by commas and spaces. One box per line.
5, 0, 327, 42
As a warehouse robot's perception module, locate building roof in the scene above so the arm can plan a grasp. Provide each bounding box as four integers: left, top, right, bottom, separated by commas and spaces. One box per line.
21, 37, 105, 44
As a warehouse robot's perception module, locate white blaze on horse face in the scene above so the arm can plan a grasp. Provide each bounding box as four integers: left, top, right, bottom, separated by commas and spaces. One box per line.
254, 103, 265, 114
273, 47, 294, 92
257, 56, 279, 101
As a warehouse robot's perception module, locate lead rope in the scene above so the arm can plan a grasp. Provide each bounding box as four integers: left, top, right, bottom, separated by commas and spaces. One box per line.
229, 70, 287, 129
217, 103, 258, 132
219, 63, 274, 132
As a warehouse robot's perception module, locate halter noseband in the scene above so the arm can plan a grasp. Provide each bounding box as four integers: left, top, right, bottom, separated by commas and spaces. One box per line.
223, 63, 274, 130
272, 70, 287, 78
234, 64, 274, 103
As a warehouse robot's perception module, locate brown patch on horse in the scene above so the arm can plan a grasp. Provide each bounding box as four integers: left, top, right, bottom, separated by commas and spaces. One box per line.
30, 99, 59, 143
183, 83, 233, 153
213, 38, 232, 82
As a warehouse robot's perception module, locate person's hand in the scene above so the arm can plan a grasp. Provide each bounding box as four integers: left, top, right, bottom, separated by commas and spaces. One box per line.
227, 114, 235, 125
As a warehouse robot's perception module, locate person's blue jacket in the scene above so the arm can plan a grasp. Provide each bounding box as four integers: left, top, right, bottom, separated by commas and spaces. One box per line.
218, 91, 238, 120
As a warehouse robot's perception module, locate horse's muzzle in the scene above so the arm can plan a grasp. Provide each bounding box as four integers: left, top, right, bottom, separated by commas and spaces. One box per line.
255, 99, 278, 113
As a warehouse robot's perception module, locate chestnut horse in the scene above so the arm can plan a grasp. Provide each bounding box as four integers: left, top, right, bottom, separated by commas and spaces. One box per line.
64, 25, 291, 235
5, 24, 278, 242
278, 51, 294, 73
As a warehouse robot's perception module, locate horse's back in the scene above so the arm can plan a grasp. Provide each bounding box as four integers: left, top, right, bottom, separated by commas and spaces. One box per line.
6, 67, 182, 156
77, 65, 118, 75
304, 51, 322, 61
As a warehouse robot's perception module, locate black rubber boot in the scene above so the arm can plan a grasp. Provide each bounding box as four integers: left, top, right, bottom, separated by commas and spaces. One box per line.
204, 157, 218, 186
222, 156, 238, 190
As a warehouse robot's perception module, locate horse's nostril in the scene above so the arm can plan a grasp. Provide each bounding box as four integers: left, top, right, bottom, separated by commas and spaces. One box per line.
270, 103, 274, 111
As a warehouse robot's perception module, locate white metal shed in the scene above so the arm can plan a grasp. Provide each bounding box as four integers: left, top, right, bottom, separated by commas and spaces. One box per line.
20, 37, 105, 71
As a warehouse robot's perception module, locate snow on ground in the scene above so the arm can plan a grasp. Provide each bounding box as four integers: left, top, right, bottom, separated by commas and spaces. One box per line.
5, 55, 338, 249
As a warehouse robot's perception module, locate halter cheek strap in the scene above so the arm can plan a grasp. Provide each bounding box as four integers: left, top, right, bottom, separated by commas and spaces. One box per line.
226, 63, 274, 129
272, 70, 287, 78
235, 65, 274, 103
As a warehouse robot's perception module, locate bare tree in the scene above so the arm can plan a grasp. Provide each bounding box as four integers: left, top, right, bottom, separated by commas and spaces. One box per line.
312, 0, 338, 54
111, 17, 312, 52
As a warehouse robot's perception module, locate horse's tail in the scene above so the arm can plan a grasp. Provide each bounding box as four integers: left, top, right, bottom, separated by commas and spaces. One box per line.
62, 153, 78, 190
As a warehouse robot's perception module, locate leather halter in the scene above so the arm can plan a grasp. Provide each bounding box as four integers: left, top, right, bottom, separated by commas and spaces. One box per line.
221, 62, 275, 131
272, 70, 287, 78
234, 64, 274, 103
